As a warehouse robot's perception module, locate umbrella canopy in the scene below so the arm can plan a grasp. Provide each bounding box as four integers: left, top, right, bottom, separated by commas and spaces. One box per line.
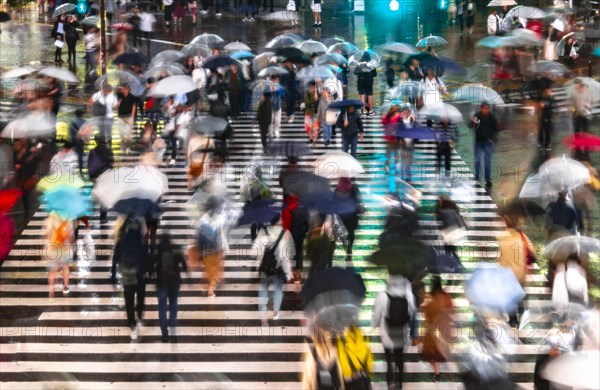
265, 34, 303, 50
543, 235, 600, 263
328, 99, 364, 109
379, 42, 418, 54
37, 174, 85, 193
145, 64, 186, 79
112, 197, 163, 218
388, 81, 422, 100
275, 47, 311, 64
349, 50, 381, 72
566, 77, 600, 105
38, 67, 78, 83
368, 239, 429, 279
252, 52, 276, 74
420, 55, 466, 74
296, 40, 328, 55
562, 132, 600, 151
236, 199, 280, 226
95, 70, 143, 95
537, 156, 590, 191
396, 124, 437, 140
301, 192, 357, 215
527, 60, 569, 77
497, 198, 545, 218
187, 115, 229, 136
557, 32, 585, 56
1, 66, 36, 79
224, 41, 251, 53
266, 141, 312, 158
202, 54, 238, 69
418, 103, 464, 123
262, 10, 299, 22
1, 110, 56, 139
465, 265, 526, 313
78, 116, 130, 142
153, 50, 185, 64
328, 42, 359, 57
190, 33, 225, 48
302, 289, 363, 333
92, 166, 168, 208
40, 186, 90, 220
453, 84, 505, 105
113, 52, 149, 65
315, 53, 348, 68
540, 351, 600, 390
429, 249, 465, 274
416, 35, 448, 48
257, 66, 289, 78
52, 3, 76, 17
0, 189, 22, 214
504, 5, 545, 19
180, 42, 212, 59
231, 51, 254, 60
148, 75, 197, 96
282, 171, 331, 198
314, 151, 364, 179
249, 80, 281, 105
487, 0, 517, 5
476, 36, 511, 48
111, 22, 133, 31
0, 11, 11, 23
81, 15, 99, 26
296, 65, 336, 85
322, 37, 345, 47
505, 28, 545, 46
300, 267, 366, 308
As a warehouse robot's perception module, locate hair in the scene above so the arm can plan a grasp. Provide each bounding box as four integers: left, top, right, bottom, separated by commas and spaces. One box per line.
361, 51, 371, 62
431, 275, 443, 295
480, 101, 490, 109
437, 195, 458, 210
385, 104, 398, 121
74, 108, 85, 118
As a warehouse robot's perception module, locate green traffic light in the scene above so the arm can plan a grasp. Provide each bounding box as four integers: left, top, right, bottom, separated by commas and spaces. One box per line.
76, 1, 88, 14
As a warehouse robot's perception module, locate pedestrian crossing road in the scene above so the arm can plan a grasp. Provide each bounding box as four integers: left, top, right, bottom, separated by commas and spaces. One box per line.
1, 109, 556, 389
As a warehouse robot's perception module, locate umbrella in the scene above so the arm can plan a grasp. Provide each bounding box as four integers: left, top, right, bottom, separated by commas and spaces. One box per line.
0, 189, 22, 214
152, 49, 185, 64
37, 67, 78, 83
190, 33, 225, 48
453, 85, 505, 105
349, 50, 381, 72
497, 198, 545, 217
275, 47, 311, 64
202, 55, 238, 69
540, 351, 600, 390
0, 11, 10, 22
327, 99, 363, 110
78, 116, 130, 142
257, 66, 289, 78
81, 15, 99, 26
95, 70, 143, 95
504, 5, 545, 19
186, 190, 230, 220
180, 43, 212, 59
262, 10, 299, 22
543, 235, 600, 263
236, 200, 280, 226
416, 35, 448, 48
429, 248, 465, 274
52, 3, 76, 17
113, 52, 149, 65
40, 186, 90, 220
487, 0, 516, 5
265, 33, 302, 50
379, 42, 417, 54
187, 115, 230, 136
37, 174, 85, 193
296, 65, 336, 85
1, 110, 56, 139
465, 265, 526, 313
505, 28, 545, 46
550, 18, 565, 32
301, 192, 357, 215
300, 267, 366, 308
249, 80, 281, 105
566, 77, 600, 105
231, 51, 254, 60
476, 36, 511, 48
368, 239, 429, 279
148, 75, 197, 96
296, 40, 328, 56
314, 151, 364, 179
145, 64, 186, 79
395, 124, 437, 140
418, 103, 464, 123
322, 37, 345, 47
422, 180, 477, 203
315, 53, 348, 68
282, 171, 331, 198
557, 32, 585, 56
224, 41, 251, 53
92, 166, 168, 208
111, 22, 133, 30
536, 156, 590, 192
252, 52, 276, 74
527, 60, 569, 77
1, 66, 35, 79
562, 132, 600, 151
388, 81, 422, 101
302, 289, 363, 333
328, 42, 359, 57
266, 141, 312, 158
112, 197, 162, 218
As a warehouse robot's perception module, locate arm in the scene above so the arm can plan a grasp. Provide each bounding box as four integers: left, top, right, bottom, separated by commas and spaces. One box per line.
371, 292, 385, 329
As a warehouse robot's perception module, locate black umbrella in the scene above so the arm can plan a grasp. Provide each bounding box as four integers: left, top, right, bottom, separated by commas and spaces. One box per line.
188, 116, 229, 136
402, 52, 433, 68
112, 198, 163, 218
113, 52, 149, 65
236, 200, 280, 226
420, 55, 466, 74
368, 238, 429, 279
202, 55, 238, 69
497, 199, 545, 218
281, 171, 330, 198
300, 267, 366, 308
328, 99, 364, 109
302, 192, 357, 215
275, 47, 311, 64
428, 248, 465, 274
266, 141, 312, 158
0, 11, 11, 22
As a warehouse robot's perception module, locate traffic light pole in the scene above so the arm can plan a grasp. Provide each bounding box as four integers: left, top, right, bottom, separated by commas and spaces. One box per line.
100, 0, 107, 75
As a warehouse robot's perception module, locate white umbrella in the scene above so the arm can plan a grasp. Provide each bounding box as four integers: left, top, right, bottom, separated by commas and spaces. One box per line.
505, 29, 545, 46
38, 67, 78, 83
503, 5, 545, 19
349, 50, 381, 72
296, 40, 328, 55
418, 103, 464, 123
542, 235, 600, 262
224, 41, 251, 53
148, 75, 197, 96
1, 66, 36, 79
1, 111, 56, 139
252, 52, 276, 74
487, 0, 517, 5
314, 151, 364, 179
190, 33, 225, 48
145, 64, 186, 79
566, 77, 600, 104
453, 84, 505, 105
557, 32, 585, 56
520, 156, 590, 200
52, 3, 76, 17
92, 166, 168, 208
551, 18, 565, 32
527, 60, 569, 77
262, 10, 299, 22
540, 351, 600, 390
378, 42, 418, 54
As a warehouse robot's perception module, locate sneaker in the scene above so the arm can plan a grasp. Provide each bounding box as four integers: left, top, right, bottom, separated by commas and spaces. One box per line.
287, 116, 294, 124
485, 180, 493, 188
200, 9, 208, 14
161, 334, 169, 343
314, 23, 318, 27
169, 159, 176, 166
62, 286, 70, 295
317, 22, 322, 26
275, 131, 280, 138
136, 320, 144, 328
433, 374, 441, 382
125, 147, 131, 155
248, 17, 255, 21
99, 218, 108, 225
242, 17, 249, 21
130, 328, 138, 340
272, 312, 279, 320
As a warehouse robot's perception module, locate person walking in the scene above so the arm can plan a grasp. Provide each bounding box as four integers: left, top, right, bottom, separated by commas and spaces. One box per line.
571, 79, 591, 133
225, 64, 245, 118
336, 106, 363, 158
544, 190, 583, 236
316, 88, 333, 146
371, 274, 416, 390
155, 234, 187, 342
465, 0, 476, 34
435, 119, 455, 178
282, 60, 297, 124
84, 26, 100, 74
163, 0, 174, 27
87, 135, 114, 224
303, 81, 319, 144
355, 52, 377, 115
397, 106, 416, 182
422, 276, 454, 382
538, 86, 554, 151
335, 177, 363, 264
188, 0, 198, 23
456, 0, 465, 33
69, 109, 85, 176
257, 92, 273, 150
46, 211, 74, 298
88, 84, 118, 144
382, 103, 401, 174
469, 101, 499, 189
64, 15, 79, 66
138, 7, 155, 53
281, 194, 309, 284
13, 139, 40, 220
115, 84, 137, 154
268, 75, 283, 139
487, 9, 502, 36
51, 15, 65, 63
435, 195, 467, 258
311, 0, 321, 27
306, 217, 335, 275
255, 222, 294, 324
173, 0, 186, 25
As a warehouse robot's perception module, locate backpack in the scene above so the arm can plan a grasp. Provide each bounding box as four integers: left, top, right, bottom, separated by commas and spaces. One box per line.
120, 259, 139, 287
158, 251, 182, 284
87, 149, 104, 180
386, 293, 410, 328
258, 229, 285, 276
336, 326, 373, 390
197, 222, 221, 256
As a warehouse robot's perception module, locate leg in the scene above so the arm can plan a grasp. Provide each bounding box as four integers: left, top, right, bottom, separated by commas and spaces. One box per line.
384, 348, 395, 387
258, 273, 270, 316
62, 265, 69, 289
123, 287, 136, 328
393, 347, 405, 386
350, 133, 358, 158
157, 287, 168, 335
341, 135, 350, 154
168, 283, 180, 328
260, 125, 268, 149
484, 141, 493, 184
474, 142, 483, 183
436, 144, 442, 172
48, 267, 56, 297
136, 280, 146, 321
444, 144, 451, 174
273, 109, 281, 136
272, 276, 284, 315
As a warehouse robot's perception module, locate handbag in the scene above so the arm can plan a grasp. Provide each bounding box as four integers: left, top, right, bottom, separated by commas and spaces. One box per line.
54, 39, 64, 48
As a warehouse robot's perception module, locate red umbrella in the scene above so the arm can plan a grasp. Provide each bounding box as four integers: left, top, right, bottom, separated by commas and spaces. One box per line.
111, 23, 133, 31
0, 214, 14, 263
563, 132, 600, 151
0, 189, 22, 215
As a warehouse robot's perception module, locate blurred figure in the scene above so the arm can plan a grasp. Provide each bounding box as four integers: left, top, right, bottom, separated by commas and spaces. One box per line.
49, 140, 79, 181
84, 26, 100, 74
469, 102, 499, 189
382, 103, 401, 174
302, 327, 342, 389
335, 177, 363, 263
68, 108, 85, 176
303, 82, 319, 145
456, 0, 465, 33
306, 216, 335, 275
551, 253, 589, 310
572, 161, 598, 237
46, 211, 74, 298
139, 7, 155, 53
371, 274, 416, 389
282, 59, 297, 124
435, 119, 455, 178
544, 26, 559, 61
545, 190, 583, 236
225, 64, 245, 119
64, 15, 79, 66
385, 58, 395, 88
422, 276, 454, 382
155, 234, 187, 342
465, 0, 476, 34
281, 194, 309, 284
51, 15, 65, 63
397, 106, 415, 181
355, 52, 377, 115
257, 92, 273, 150
268, 75, 283, 139
13, 139, 40, 219
316, 88, 333, 146
538, 87, 554, 151
487, 9, 501, 36
87, 135, 114, 224
336, 106, 363, 158
116, 84, 136, 154
571, 79, 591, 133
435, 195, 467, 258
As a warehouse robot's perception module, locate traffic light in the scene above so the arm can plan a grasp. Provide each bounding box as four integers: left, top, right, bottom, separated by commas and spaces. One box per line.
389, 0, 399, 11
76, 0, 88, 14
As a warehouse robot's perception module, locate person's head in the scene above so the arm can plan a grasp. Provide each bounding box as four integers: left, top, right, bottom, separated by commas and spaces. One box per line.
119, 84, 130, 95
101, 83, 113, 95
361, 51, 371, 62
13, 138, 29, 151
411, 58, 419, 67
491, 9, 497, 14
542, 87, 552, 98
401, 106, 411, 119
146, 77, 155, 87
426, 66, 435, 77
60, 139, 74, 150
94, 134, 107, 145
270, 74, 279, 83
321, 88, 330, 99
337, 177, 352, 193
308, 81, 316, 92
558, 189, 567, 201
230, 64, 237, 72
74, 108, 85, 118
131, 63, 142, 73
347, 105, 355, 114
386, 58, 393, 67
480, 101, 491, 115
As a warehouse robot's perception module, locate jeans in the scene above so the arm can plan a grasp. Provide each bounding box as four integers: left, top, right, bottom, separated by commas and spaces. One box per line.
157, 283, 180, 336
400, 143, 414, 181
259, 273, 284, 314
342, 133, 358, 157
474, 140, 493, 183
384, 348, 405, 388
66, 40, 77, 63
124, 281, 146, 328
322, 123, 332, 143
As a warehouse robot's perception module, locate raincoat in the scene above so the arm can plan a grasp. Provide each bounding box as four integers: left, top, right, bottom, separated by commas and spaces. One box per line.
497, 228, 534, 286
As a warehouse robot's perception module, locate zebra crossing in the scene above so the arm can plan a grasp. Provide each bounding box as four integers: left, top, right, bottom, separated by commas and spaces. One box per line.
0, 107, 557, 390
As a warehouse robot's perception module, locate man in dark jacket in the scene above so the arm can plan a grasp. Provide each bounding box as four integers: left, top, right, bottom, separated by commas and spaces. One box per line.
282, 60, 297, 124
336, 105, 363, 157
88, 135, 114, 224
538, 87, 554, 151
545, 191, 583, 235
257, 92, 272, 150
469, 101, 498, 188
64, 15, 79, 66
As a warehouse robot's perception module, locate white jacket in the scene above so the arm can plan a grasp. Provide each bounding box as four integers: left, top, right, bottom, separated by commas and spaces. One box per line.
552, 260, 589, 309
254, 225, 294, 281
487, 13, 501, 35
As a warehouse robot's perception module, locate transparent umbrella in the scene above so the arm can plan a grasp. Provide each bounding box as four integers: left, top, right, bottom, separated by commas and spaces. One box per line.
504, 29, 545, 46
180, 42, 212, 59
1, 66, 36, 79
527, 60, 569, 77
296, 65, 336, 85
418, 103, 464, 123
190, 33, 225, 48
379, 42, 418, 54
145, 64, 186, 79
388, 81, 422, 100
543, 235, 600, 263
264, 33, 302, 50
1, 110, 56, 139
348, 50, 381, 72
557, 32, 585, 56
296, 39, 328, 55
252, 52, 276, 74
224, 41, 251, 53
416, 34, 448, 48
453, 84, 505, 105
315, 53, 348, 67
148, 75, 197, 96
566, 77, 600, 104
262, 10, 299, 22
541, 351, 600, 390
38, 67, 78, 83
257, 66, 289, 78
327, 42, 359, 57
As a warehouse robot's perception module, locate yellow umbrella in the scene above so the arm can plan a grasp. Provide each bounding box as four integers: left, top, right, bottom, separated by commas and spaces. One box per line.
36, 174, 86, 193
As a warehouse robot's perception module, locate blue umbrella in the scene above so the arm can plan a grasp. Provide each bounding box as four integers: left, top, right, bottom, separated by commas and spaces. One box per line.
395, 124, 437, 140
328, 99, 364, 109
465, 266, 525, 313
202, 55, 238, 69
231, 51, 254, 60
40, 186, 90, 220
112, 198, 162, 218
301, 192, 357, 215
236, 202, 280, 226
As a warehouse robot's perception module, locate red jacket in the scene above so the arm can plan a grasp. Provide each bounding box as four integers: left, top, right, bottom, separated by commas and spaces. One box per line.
281, 195, 299, 231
